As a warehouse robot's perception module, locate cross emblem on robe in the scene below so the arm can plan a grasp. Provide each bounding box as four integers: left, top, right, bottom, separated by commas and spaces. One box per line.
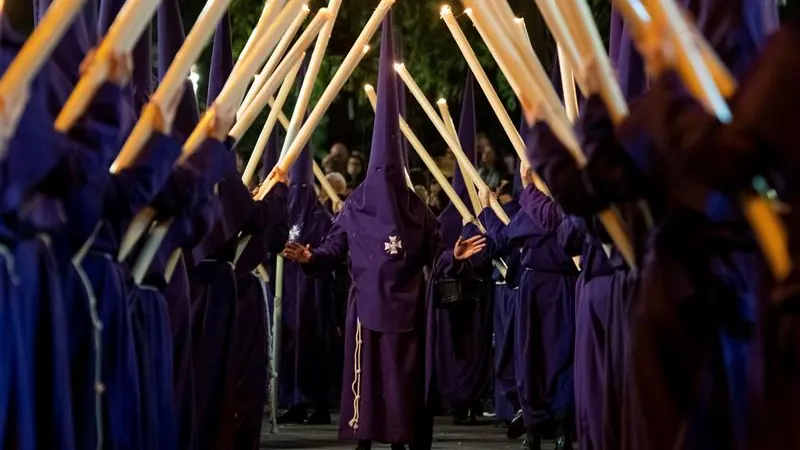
289, 224, 302, 242
384, 235, 403, 255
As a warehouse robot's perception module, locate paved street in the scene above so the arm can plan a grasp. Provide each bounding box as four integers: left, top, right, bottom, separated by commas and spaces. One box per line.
260, 415, 558, 449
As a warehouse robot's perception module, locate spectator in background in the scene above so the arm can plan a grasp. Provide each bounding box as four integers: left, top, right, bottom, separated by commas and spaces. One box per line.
476, 133, 491, 154
427, 180, 449, 216
346, 152, 366, 189
478, 146, 508, 190
329, 142, 349, 173
321, 172, 348, 214
322, 154, 338, 174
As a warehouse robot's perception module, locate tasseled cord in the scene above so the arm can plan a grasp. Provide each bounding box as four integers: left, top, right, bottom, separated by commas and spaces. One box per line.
348, 319, 364, 430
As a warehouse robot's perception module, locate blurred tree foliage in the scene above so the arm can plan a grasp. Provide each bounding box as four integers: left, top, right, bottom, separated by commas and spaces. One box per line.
180, 0, 795, 163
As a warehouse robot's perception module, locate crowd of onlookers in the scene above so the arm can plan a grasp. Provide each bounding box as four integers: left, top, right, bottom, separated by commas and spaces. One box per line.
318, 134, 514, 215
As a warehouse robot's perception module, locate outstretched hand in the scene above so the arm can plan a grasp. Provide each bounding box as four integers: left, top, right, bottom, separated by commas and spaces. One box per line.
283, 242, 312, 264
453, 235, 487, 261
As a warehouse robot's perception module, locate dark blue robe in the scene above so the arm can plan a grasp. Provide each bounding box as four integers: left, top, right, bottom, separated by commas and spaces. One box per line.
480, 186, 578, 430
490, 199, 522, 422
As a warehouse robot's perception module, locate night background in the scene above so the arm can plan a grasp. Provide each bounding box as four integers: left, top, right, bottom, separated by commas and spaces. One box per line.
185, 0, 799, 165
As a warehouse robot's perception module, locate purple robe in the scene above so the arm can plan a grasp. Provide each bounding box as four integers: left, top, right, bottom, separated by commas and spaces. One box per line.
433, 74, 493, 413
144, 138, 232, 450
0, 16, 110, 450
279, 139, 335, 411
490, 199, 521, 422
226, 185, 289, 449
480, 187, 578, 429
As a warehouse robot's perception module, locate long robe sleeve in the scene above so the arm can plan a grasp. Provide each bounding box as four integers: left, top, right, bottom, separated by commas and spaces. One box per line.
478, 207, 535, 259
305, 219, 350, 275
519, 185, 565, 234
234, 184, 289, 276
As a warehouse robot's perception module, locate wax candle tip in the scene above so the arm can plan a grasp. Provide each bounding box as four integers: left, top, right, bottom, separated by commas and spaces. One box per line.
393, 62, 405, 70
437, 98, 447, 105
440, 5, 451, 15
301, 4, 310, 11
364, 84, 374, 91
363, 45, 371, 53
464, 7, 472, 15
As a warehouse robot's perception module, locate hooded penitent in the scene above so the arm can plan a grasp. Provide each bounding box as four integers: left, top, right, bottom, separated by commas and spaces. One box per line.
299, 11, 471, 445
277, 57, 336, 413
337, 13, 426, 335
158, 0, 200, 143
1, 7, 89, 448
477, 47, 580, 443
433, 73, 494, 416
437, 73, 477, 248
207, 12, 233, 106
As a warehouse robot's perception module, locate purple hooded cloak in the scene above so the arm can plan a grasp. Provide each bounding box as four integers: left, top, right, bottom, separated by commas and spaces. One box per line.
432, 73, 493, 416
298, 13, 472, 445
277, 62, 335, 411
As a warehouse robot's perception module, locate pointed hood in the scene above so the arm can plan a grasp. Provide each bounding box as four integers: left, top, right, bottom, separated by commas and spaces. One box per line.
36, 0, 95, 112
158, 0, 199, 142
130, 23, 153, 114
513, 111, 530, 196
289, 138, 315, 186
98, 0, 124, 34
289, 57, 315, 186
334, 12, 432, 334
363, 12, 407, 187
99, 0, 151, 114
394, 20, 409, 168
258, 128, 282, 184
437, 72, 477, 248
609, 7, 647, 101
681, 0, 778, 78
287, 56, 328, 245
207, 12, 233, 106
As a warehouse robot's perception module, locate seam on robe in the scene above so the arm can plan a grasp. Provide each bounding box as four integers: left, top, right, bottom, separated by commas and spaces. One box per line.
0, 242, 19, 285
348, 318, 364, 430
71, 256, 105, 450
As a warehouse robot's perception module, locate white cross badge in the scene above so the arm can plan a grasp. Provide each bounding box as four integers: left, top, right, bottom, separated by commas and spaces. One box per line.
384, 235, 403, 255
289, 224, 302, 242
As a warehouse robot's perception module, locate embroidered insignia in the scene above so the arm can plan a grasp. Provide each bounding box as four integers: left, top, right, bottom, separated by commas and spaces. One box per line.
289, 224, 302, 242
384, 235, 403, 255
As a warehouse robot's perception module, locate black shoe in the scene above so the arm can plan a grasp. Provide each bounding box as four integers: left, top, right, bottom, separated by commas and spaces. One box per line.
507, 410, 526, 439
452, 407, 477, 425
276, 406, 307, 424
522, 435, 541, 450
355, 440, 371, 450
305, 409, 332, 425
554, 418, 573, 450
554, 435, 573, 450
390, 444, 406, 450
